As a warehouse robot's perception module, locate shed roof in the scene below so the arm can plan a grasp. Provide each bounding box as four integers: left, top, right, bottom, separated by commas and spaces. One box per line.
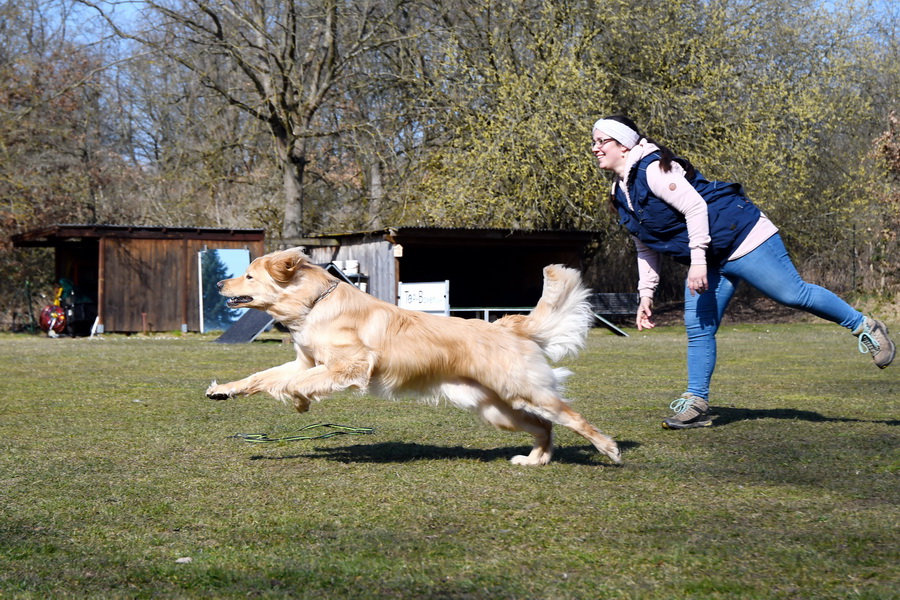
310, 226, 598, 247
12, 224, 266, 247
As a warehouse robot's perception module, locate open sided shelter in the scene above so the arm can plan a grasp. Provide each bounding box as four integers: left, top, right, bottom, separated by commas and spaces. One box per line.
12, 224, 266, 333
304, 227, 596, 313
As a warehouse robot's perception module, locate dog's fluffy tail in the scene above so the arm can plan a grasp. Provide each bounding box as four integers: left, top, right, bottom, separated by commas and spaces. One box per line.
497, 265, 594, 362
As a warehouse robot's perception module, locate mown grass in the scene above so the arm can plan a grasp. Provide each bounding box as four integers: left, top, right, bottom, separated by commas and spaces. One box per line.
0, 324, 897, 599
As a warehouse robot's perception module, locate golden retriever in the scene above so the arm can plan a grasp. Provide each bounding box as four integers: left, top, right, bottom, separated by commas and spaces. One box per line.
206, 248, 620, 466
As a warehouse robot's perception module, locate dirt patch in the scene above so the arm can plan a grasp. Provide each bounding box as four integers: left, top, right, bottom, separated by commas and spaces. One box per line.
638, 297, 820, 328
642, 294, 899, 328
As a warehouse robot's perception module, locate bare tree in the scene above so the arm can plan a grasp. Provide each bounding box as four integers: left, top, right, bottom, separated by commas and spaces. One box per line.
78, 0, 420, 241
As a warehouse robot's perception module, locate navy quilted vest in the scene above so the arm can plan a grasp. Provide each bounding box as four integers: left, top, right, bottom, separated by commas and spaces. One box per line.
614, 152, 761, 265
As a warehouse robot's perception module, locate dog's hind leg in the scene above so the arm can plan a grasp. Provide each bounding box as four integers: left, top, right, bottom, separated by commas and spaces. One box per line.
539, 398, 621, 464
475, 398, 555, 466
553, 400, 622, 464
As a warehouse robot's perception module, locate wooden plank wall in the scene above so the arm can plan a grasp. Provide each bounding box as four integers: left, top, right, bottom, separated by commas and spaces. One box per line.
101, 238, 265, 332
307, 239, 396, 304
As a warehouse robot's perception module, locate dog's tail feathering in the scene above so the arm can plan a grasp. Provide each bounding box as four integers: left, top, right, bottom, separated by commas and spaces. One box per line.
500, 265, 594, 362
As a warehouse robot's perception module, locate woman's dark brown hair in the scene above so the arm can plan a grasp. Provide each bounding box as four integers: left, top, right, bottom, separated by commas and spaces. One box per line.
603, 115, 695, 179
603, 115, 697, 213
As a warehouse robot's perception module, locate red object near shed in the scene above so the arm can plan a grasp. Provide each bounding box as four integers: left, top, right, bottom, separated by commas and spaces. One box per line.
12, 224, 266, 333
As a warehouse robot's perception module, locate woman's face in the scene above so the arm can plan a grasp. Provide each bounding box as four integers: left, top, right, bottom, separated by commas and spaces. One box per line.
591, 130, 629, 173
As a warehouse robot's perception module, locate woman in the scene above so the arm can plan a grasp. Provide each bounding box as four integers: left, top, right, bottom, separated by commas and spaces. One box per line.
591, 115, 895, 429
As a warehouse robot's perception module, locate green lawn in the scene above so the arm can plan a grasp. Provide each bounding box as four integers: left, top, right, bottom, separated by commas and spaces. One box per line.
1, 324, 897, 599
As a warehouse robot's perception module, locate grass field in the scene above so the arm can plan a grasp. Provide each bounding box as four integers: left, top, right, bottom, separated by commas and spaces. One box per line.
1, 324, 897, 599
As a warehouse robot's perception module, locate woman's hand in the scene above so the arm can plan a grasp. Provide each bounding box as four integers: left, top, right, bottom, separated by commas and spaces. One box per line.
636, 296, 655, 331
687, 264, 708, 296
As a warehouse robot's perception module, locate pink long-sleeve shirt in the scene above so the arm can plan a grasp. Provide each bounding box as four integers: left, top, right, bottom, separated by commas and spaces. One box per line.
615, 141, 778, 298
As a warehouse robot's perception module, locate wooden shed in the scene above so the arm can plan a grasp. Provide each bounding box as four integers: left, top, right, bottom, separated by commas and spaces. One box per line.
12, 224, 266, 333
304, 227, 596, 314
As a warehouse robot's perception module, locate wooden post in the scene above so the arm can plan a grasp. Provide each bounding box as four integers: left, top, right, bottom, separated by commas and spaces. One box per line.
181, 239, 189, 332
96, 237, 106, 333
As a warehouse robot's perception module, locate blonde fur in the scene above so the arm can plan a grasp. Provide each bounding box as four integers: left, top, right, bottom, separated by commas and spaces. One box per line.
206, 248, 619, 465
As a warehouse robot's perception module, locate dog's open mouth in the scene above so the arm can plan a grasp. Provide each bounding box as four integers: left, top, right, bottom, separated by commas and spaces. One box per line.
226, 296, 253, 307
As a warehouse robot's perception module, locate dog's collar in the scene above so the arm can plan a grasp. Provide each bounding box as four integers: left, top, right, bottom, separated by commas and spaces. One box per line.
313, 281, 340, 306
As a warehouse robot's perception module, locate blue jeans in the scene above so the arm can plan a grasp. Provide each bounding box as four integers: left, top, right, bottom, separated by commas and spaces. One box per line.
684, 233, 864, 401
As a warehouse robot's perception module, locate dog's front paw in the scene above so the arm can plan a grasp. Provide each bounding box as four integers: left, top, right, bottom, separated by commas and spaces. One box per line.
206, 380, 234, 400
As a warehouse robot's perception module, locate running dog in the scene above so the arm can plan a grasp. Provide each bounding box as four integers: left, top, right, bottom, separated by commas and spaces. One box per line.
206, 248, 620, 465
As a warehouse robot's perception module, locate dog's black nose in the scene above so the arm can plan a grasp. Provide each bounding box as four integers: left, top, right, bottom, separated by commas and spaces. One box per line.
217, 280, 224, 290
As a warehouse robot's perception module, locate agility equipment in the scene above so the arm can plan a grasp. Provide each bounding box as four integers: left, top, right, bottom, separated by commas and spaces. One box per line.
230, 423, 375, 443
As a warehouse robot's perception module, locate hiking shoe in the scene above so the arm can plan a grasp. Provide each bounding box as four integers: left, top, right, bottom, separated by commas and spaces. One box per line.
856, 317, 896, 369
662, 393, 712, 429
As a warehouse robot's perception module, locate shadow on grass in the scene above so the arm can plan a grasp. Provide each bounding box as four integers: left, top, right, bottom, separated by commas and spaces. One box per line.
250, 439, 640, 465
711, 406, 899, 427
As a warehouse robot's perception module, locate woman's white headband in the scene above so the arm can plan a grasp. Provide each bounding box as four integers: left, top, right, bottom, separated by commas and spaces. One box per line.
592, 119, 640, 149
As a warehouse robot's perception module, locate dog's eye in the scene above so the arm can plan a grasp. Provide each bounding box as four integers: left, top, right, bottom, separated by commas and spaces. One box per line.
245, 274, 253, 280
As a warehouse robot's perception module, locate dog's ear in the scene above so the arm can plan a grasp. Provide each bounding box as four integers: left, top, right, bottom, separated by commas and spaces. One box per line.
268, 249, 309, 284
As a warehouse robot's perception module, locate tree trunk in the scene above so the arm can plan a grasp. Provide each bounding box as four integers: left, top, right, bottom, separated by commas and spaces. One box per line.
282, 163, 304, 240
369, 160, 384, 229
277, 135, 307, 241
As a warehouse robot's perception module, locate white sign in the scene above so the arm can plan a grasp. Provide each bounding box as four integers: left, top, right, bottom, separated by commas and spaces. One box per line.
398, 281, 450, 316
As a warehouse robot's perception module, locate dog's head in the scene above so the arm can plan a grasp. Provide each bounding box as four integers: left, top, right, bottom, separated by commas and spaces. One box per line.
217, 247, 332, 313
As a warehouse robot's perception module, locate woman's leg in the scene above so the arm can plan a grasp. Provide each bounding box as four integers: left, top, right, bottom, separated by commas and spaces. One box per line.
662, 268, 737, 429
684, 267, 737, 400
721, 234, 864, 330
722, 233, 894, 368
665, 267, 739, 429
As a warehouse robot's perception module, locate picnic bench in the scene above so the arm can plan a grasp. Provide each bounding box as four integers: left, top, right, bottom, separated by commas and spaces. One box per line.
589, 292, 640, 337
